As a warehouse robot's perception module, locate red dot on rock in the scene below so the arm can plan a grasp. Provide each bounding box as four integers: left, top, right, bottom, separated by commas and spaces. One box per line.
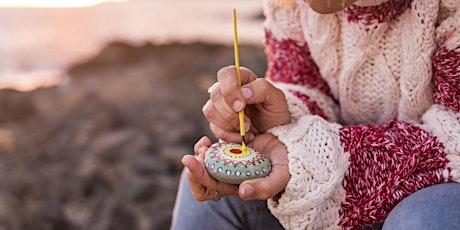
230, 148, 242, 154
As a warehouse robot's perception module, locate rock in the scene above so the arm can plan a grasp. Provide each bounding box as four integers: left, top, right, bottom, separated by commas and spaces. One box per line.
0, 129, 14, 153
0, 89, 36, 123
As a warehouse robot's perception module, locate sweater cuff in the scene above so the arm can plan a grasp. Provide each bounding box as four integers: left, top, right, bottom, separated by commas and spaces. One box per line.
267, 115, 348, 229
421, 104, 460, 182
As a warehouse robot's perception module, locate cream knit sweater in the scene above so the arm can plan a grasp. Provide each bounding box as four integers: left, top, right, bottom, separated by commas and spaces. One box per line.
262, 0, 460, 229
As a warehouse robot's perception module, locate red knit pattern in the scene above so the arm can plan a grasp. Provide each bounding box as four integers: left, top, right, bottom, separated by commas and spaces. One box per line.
344, 0, 413, 25
339, 120, 449, 229
264, 30, 331, 95
432, 45, 460, 112
289, 90, 328, 120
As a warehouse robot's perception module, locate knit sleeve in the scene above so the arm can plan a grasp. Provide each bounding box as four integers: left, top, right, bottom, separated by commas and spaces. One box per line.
264, 1, 460, 229
267, 114, 348, 229
263, 0, 341, 122
431, 0, 459, 114
420, 0, 459, 175
268, 116, 458, 229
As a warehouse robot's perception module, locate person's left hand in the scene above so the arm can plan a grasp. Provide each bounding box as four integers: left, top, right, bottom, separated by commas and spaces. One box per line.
182, 137, 239, 201
182, 134, 290, 201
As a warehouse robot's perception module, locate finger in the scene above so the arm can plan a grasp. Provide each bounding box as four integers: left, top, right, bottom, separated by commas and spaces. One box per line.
207, 82, 219, 94
203, 98, 240, 134
242, 78, 288, 113
239, 135, 290, 200
182, 155, 207, 201
209, 123, 240, 143
196, 148, 206, 164
206, 67, 259, 135
182, 155, 240, 199
209, 118, 253, 143
241, 156, 289, 200
210, 86, 240, 131
241, 79, 290, 133
238, 164, 290, 200
194, 136, 212, 156
217, 66, 258, 112
183, 155, 213, 201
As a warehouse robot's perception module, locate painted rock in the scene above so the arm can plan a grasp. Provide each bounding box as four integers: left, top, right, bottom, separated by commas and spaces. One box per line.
204, 142, 271, 184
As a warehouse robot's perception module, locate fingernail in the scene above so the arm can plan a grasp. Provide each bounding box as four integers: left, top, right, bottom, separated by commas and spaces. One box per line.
245, 123, 250, 132
233, 100, 243, 112
242, 184, 254, 198
244, 117, 250, 132
241, 87, 252, 99
207, 82, 219, 93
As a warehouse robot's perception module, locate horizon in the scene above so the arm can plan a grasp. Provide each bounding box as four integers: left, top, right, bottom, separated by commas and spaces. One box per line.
0, 0, 264, 91
0, 0, 128, 8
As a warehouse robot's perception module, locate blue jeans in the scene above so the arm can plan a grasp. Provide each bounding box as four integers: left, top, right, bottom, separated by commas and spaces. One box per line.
382, 182, 460, 230
171, 170, 460, 230
171, 170, 284, 230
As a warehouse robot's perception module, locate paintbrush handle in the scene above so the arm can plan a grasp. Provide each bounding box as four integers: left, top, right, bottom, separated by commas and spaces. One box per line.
233, 9, 246, 148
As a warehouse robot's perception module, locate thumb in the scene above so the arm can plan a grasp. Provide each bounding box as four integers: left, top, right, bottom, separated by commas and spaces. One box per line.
242, 79, 287, 111
182, 155, 205, 177
238, 172, 288, 200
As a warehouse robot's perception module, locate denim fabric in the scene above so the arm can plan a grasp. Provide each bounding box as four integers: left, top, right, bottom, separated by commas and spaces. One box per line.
171, 170, 284, 230
172, 169, 460, 230
382, 183, 460, 230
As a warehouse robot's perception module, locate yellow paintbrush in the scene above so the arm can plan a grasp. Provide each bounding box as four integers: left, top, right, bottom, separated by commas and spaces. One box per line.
233, 9, 247, 152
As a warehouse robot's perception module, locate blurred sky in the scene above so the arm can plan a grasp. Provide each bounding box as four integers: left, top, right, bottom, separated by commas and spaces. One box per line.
0, 0, 264, 91
0, 0, 128, 8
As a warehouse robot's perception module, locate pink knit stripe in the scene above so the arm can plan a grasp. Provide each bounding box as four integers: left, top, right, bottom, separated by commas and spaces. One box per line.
339, 120, 449, 229
432, 45, 460, 112
264, 30, 331, 94
343, 0, 413, 25
288, 90, 328, 120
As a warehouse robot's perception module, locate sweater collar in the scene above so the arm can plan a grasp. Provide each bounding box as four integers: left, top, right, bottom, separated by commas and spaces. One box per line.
344, 0, 412, 25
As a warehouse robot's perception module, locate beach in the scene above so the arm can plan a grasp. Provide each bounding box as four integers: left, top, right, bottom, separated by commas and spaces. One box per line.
0, 1, 268, 229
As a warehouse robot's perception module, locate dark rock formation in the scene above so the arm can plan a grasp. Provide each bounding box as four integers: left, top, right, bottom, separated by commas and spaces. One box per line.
0, 41, 266, 230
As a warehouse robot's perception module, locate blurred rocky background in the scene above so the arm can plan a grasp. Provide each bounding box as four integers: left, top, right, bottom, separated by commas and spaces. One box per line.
0, 41, 266, 229
0, 0, 267, 229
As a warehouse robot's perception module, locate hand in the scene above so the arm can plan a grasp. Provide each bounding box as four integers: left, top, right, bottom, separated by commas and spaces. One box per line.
182, 135, 290, 201
203, 66, 289, 144
238, 133, 290, 200
182, 136, 239, 201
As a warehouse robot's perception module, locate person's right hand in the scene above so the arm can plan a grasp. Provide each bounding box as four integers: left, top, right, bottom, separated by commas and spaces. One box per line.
203, 66, 290, 144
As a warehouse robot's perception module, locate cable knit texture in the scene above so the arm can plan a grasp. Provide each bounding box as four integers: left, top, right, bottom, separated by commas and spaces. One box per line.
263, 0, 460, 229
268, 115, 348, 230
